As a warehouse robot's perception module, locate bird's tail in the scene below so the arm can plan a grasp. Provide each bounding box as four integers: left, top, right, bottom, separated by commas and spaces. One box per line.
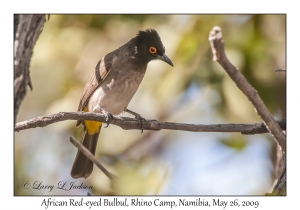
71, 123, 102, 179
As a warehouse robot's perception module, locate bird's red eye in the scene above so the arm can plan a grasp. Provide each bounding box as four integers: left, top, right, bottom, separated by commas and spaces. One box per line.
149, 46, 157, 54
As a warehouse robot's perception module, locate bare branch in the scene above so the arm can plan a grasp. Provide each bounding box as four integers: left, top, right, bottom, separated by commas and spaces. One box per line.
272, 153, 286, 195
274, 69, 286, 72
266, 154, 286, 195
242, 119, 285, 135
208, 26, 286, 152
14, 111, 285, 135
70, 136, 116, 180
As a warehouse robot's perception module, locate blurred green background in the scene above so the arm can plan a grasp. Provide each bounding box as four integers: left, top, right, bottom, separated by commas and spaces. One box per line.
14, 14, 286, 195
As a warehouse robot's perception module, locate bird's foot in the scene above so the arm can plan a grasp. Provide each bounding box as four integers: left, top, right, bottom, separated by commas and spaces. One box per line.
125, 108, 146, 133
103, 111, 114, 128
94, 106, 114, 128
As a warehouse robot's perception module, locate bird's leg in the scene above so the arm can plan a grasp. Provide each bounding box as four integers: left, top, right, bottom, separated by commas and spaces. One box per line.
124, 108, 146, 133
93, 105, 114, 128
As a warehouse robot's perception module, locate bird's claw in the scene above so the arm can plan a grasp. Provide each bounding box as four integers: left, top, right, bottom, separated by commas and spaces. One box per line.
94, 106, 114, 128
103, 110, 113, 128
134, 114, 146, 133
124, 109, 146, 133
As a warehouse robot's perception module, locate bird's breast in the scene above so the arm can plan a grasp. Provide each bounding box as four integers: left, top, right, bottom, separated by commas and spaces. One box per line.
88, 65, 146, 115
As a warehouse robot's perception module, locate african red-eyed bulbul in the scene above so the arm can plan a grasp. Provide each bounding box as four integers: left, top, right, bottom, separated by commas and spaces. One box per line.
71, 29, 173, 179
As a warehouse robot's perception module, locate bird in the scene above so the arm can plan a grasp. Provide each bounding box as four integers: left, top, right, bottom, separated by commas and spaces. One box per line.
71, 29, 173, 179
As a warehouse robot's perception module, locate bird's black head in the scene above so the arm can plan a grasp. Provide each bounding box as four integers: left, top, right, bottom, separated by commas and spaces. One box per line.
131, 29, 173, 67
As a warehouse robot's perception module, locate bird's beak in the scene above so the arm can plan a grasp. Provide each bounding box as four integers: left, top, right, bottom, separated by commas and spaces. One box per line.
157, 54, 173, 67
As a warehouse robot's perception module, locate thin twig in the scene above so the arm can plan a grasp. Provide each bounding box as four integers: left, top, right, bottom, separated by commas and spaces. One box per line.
14, 111, 285, 134
70, 136, 116, 180
274, 69, 286, 72
208, 26, 286, 152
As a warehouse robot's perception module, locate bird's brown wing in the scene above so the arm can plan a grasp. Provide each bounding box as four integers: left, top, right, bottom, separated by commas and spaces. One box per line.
76, 54, 116, 127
